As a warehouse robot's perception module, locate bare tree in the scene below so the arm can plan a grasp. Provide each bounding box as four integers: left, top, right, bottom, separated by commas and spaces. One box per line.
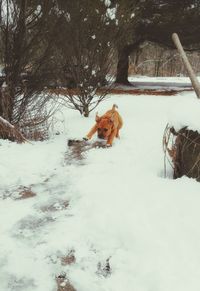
0, 0, 60, 135
54, 0, 118, 117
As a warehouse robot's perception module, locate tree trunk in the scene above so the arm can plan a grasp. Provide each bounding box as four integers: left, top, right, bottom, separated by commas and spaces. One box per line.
0, 116, 26, 143
0, 85, 14, 122
83, 104, 89, 117
115, 41, 142, 85
115, 47, 130, 85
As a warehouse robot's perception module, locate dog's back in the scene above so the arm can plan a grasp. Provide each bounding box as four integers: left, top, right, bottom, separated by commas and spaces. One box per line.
104, 104, 123, 129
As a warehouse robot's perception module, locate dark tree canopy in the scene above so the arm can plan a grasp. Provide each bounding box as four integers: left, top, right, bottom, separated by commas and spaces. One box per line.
115, 0, 200, 83
1, 0, 200, 123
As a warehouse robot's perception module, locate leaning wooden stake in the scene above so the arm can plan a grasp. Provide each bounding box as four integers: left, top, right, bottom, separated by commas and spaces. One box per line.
172, 33, 200, 99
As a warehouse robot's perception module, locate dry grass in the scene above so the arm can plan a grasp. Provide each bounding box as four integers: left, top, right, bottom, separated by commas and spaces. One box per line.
104, 88, 181, 96
50, 87, 192, 97
20, 116, 49, 141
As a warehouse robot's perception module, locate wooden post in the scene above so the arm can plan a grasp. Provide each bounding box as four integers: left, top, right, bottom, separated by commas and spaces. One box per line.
172, 33, 200, 99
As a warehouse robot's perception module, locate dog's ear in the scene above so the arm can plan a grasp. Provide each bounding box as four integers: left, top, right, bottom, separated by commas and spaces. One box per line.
110, 113, 115, 122
95, 112, 100, 122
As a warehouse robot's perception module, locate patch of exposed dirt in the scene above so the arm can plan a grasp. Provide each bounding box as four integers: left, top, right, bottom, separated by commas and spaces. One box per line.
56, 274, 76, 291
65, 139, 106, 163
49, 86, 192, 97
15, 187, 36, 200
40, 200, 69, 213
60, 250, 76, 266
1, 186, 36, 200
105, 88, 192, 96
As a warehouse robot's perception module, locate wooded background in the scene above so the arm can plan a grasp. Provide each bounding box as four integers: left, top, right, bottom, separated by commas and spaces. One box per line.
0, 0, 200, 137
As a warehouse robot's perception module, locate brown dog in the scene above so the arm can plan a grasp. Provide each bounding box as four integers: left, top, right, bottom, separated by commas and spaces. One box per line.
84, 104, 123, 146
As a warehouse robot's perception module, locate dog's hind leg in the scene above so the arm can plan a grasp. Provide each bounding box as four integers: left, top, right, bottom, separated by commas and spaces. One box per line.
115, 128, 120, 138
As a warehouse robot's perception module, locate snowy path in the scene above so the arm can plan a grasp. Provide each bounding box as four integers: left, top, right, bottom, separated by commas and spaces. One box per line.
1, 91, 200, 291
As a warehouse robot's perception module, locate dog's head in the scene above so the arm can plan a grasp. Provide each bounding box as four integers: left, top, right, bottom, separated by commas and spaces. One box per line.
95, 113, 113, 139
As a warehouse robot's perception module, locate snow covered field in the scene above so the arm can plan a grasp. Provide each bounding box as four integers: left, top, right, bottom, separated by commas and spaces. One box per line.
1, 81, 200, 291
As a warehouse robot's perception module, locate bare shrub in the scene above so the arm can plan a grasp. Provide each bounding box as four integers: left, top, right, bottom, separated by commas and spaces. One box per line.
0, 0, 60, 133
55, 0, 117, 117
17, 93, 59, 141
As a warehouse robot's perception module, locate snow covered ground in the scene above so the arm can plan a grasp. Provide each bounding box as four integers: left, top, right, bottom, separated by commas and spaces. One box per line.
1, 80, 200, 291
128, 75, 193, 83
115, 75, 194, 91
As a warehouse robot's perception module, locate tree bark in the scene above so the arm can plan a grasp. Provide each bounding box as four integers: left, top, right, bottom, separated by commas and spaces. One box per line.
115, 47, 130, 85
83, 104, 89, 117
0, 116, 26, 143
115, 41, 142, 85
0, 85, 14, 122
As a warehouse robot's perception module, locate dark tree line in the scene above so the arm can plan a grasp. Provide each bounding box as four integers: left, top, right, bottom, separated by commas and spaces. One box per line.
0, 0, 200, 124
115, 0, 200, 84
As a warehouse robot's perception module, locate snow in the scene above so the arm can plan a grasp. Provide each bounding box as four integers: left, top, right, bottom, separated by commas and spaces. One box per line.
128, 75, 193, 84
1, 79, 200, 291
104, 0, 111, 7
130, 12, 135, 19
168, 94, 200, 131
106, 7, 116, 20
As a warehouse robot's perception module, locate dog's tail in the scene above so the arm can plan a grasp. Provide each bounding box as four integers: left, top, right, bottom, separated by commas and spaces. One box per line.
111, 104, 118, 112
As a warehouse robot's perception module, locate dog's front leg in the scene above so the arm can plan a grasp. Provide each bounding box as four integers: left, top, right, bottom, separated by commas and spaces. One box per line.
86, 124, 98, 140
107, 128, 118, 146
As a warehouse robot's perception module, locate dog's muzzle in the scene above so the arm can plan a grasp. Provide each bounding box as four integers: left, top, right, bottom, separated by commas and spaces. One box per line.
98, 134, 105, 139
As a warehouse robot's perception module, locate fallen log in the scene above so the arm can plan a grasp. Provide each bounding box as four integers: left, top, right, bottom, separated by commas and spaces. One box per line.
0, 116, 27, 143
